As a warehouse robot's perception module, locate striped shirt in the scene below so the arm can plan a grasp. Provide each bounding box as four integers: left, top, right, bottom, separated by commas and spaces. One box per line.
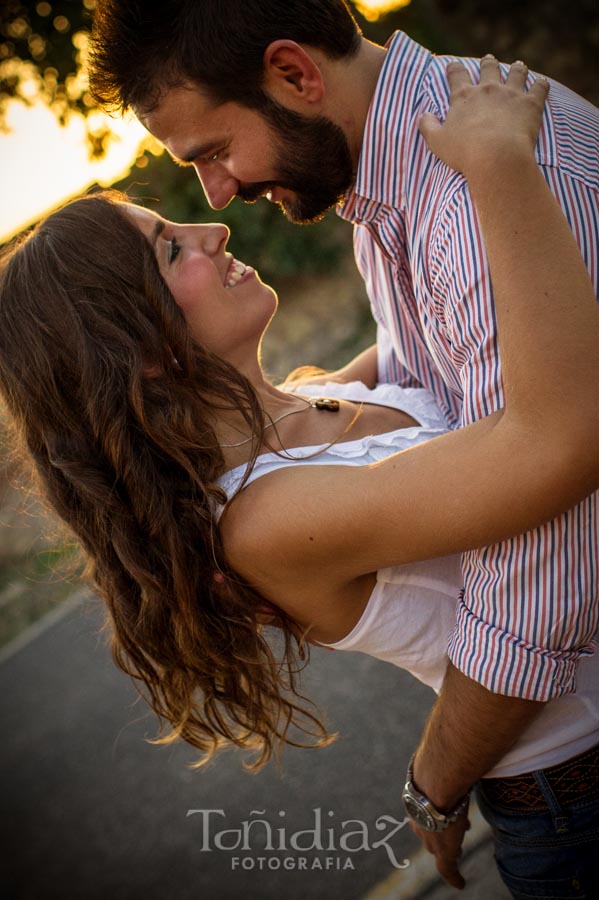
338, 31, 599, 701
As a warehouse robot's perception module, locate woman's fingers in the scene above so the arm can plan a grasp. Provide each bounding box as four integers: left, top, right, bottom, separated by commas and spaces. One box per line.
446, 59, 474, 93
449, 55, 543, 100
530, 75, 550, 104
506, 59, 529, 89
479, 53, 500, 83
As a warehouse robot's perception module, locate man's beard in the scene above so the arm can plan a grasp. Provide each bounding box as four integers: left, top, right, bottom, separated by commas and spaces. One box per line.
237, 98, 355, 224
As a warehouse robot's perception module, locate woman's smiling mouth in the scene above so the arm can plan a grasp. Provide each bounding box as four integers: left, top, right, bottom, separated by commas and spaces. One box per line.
225, 258, 253, 288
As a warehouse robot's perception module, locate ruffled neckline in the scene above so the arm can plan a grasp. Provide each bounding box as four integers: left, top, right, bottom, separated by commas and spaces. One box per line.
217, 381, 448, 496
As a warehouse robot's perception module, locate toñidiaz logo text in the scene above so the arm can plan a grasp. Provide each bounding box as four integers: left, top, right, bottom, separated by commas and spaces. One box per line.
186, 807, 411, 871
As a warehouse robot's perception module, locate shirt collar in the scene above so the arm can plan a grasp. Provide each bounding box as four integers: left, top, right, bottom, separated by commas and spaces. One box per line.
338, 31, 432, 223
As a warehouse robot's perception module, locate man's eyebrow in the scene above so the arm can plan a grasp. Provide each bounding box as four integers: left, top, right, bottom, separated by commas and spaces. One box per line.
171, 140, 225, 166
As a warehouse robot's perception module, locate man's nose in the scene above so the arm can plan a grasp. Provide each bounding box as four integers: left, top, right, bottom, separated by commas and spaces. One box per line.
194, 163, 239, 210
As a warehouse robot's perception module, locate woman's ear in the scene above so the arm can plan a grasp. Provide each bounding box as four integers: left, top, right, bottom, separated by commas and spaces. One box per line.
262, 40, 325, 107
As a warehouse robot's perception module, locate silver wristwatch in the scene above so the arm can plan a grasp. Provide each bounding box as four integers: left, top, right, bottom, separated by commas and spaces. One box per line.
402, 755, 470, 832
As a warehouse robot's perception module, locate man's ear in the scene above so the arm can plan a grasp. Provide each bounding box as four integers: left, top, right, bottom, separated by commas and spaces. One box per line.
262, 40, 325, 107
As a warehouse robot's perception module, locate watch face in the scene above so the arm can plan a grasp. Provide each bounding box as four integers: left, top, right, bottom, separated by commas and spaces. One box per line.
403, 793, 435, 830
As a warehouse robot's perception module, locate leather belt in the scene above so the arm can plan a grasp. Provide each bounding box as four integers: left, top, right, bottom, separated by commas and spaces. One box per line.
479, 742, 599, 811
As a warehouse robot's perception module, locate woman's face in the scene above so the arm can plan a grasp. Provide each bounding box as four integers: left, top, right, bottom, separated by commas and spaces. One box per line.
125, 205, 277, 372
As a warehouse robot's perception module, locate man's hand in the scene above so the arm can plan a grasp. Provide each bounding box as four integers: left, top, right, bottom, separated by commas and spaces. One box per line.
405, 663, 544, 888
409, 810, 471, 890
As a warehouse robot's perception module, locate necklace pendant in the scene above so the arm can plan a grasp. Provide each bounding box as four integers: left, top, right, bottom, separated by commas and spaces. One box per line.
310, 397, 341, 412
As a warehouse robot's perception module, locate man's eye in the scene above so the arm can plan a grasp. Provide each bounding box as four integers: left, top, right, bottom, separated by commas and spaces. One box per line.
168, 237, 181, 263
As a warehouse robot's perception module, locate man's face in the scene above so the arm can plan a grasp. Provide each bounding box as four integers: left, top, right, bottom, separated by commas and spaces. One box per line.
140, 84, 355, 224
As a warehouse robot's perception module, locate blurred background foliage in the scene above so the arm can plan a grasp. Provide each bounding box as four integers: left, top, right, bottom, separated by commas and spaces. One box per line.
2, 0, 597, 282
1, 0, 97, 121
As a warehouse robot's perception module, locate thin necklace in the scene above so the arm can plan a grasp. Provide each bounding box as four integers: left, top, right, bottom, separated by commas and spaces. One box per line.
221, 395, 340, 448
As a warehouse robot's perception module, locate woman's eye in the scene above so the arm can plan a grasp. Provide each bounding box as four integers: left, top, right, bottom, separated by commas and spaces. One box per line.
168, 237, 181, 264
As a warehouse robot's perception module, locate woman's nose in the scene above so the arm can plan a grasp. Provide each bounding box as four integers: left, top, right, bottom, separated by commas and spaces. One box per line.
194, 223, 230, 256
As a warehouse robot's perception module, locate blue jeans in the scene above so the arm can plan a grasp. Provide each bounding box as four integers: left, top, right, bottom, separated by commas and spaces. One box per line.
476, 756, 599, 899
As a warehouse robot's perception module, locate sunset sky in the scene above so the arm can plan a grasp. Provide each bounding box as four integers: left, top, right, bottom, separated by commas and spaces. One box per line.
0, 100, 147, 241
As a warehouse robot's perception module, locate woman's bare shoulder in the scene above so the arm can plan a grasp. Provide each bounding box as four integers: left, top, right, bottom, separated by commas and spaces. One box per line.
219, 467, 312, 588
219, 467, 374, 638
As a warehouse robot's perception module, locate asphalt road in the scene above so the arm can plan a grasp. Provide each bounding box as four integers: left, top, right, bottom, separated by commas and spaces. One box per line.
1, 591, 439, 900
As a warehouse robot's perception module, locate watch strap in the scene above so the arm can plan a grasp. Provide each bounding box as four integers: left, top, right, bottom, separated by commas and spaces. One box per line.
403, 754, 470, 831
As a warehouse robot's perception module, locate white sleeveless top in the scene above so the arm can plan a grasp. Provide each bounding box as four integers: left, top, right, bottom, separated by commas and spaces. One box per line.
217, 382, 599, 777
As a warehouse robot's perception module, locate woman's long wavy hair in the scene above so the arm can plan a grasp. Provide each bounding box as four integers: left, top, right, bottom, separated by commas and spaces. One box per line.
0, 191, 332, 768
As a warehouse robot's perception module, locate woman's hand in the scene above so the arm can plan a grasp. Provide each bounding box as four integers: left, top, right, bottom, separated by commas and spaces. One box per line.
419, 56, 549, 179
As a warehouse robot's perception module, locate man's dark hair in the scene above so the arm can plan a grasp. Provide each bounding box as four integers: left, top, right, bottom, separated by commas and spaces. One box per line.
89, 0, 362, 114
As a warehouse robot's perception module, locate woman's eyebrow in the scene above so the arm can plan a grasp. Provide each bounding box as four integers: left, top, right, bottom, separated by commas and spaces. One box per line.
151, 220, 166, 248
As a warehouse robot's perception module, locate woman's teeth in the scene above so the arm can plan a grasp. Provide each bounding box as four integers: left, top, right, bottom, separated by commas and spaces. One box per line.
225, 259, 248, 287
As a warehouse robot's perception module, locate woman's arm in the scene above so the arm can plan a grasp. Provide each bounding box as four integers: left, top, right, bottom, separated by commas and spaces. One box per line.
223, 62, 599, 599
283, 343, 378, 389
422, 62, 597, 442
